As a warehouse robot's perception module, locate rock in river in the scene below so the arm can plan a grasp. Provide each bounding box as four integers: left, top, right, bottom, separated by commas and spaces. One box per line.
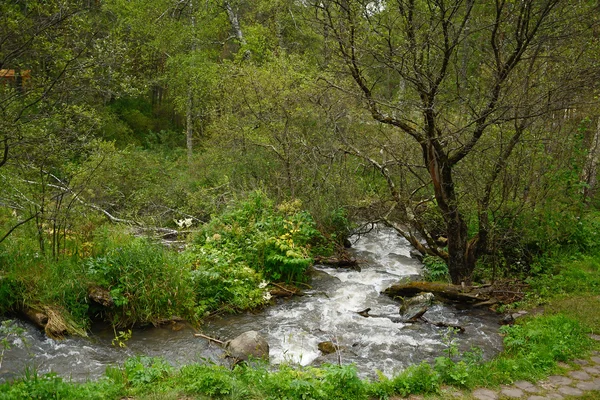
225, 330, 270, 361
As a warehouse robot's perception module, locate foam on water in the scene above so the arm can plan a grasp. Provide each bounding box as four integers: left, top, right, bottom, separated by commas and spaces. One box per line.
1, 224, 504, 382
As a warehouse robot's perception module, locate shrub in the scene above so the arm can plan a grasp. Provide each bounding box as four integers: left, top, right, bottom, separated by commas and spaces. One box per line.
85, 238, 197, 326
179, 364, 235, 397
422, 255, 450, 282
192, 192, 327, 283
122, 356, 173, 387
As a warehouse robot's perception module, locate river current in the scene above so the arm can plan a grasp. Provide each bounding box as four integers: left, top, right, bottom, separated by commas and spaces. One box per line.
0, 225, 503, 382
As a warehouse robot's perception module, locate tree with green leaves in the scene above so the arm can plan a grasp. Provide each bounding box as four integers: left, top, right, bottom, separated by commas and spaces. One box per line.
313, 0, 598, 284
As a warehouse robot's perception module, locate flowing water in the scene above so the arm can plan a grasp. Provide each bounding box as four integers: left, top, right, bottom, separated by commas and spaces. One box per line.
0, 225, 503, 382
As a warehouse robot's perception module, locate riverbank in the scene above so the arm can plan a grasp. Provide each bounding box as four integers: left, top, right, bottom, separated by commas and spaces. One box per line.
2, 213, 600, 398
0, 294, 598, 399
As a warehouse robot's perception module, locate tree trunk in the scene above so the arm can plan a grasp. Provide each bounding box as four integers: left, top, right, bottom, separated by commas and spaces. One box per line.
425, 142, 475, 285
447, 214, 474, 285
186, 86, 193, 165
583, 116, 600, 201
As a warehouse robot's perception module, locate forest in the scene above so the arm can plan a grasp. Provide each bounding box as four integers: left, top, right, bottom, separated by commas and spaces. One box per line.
1, 0, 600, 399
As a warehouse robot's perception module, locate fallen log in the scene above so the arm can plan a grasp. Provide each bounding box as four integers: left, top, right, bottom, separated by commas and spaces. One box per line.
313, 255, 359, 269
21, 306, 87, 339
383, 281, 490, 303
22, 306, 48, 328
269, 282, 303, 298
355, 306, 427, 323
354, 306, 464, 332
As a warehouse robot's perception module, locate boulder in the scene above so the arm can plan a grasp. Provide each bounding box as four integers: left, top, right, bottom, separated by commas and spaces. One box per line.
318, 341, 338, 354
225, 331, 269, 361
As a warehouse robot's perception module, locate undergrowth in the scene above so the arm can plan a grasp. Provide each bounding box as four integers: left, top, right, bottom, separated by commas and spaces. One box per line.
0, 191, 329, 331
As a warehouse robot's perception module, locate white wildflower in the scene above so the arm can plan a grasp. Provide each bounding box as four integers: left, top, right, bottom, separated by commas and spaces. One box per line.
263, 292, 272, 302
175, 218, 194, 228
258, 281, 268, 289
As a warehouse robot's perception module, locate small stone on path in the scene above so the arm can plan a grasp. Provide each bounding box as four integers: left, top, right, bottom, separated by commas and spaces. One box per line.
547, 375, 573, 386
584, 366, 600, 375
588, 334, 600, 341
527, 396, 546, 400
591, 356, 600, 364
576, 379, 600, 391
574, 359, 589, 366
514, 380, 540, 393
501, 387, 524, 398
472, 388, 498, 400
558, 386, 584, 396
545, 394, 564, 399
569, 370, 592, 380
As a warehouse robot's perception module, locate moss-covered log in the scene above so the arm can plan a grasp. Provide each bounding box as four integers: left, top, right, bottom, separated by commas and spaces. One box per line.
21, 306, 87, 339
383, 281, 491, 303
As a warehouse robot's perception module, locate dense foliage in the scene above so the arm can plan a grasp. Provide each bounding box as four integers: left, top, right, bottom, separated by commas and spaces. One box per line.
1, 0, 600, 397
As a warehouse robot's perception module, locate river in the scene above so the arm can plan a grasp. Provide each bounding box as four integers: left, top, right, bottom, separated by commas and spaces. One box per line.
0, 225, 503, 382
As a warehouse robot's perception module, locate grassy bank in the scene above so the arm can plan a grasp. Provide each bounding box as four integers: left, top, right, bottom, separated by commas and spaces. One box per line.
0, 192, 335, 336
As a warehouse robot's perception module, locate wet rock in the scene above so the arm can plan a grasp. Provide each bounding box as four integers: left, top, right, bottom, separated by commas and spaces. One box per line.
409, 249, 424, 261
403, 306, 429, 323
318, 341, 339, 354
400, 292, 435, 314
224, 331, 269, 361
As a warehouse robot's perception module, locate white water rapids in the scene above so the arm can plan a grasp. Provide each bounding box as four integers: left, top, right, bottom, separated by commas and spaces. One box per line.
0, 225, 503, 382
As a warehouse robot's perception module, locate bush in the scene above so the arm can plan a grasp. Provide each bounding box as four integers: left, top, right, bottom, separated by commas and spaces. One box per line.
422, 255, 450, 282
192, 192, 328, 283
85, 238, 198, 326
179, 364, 235, 397
122, 356, 172, 387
